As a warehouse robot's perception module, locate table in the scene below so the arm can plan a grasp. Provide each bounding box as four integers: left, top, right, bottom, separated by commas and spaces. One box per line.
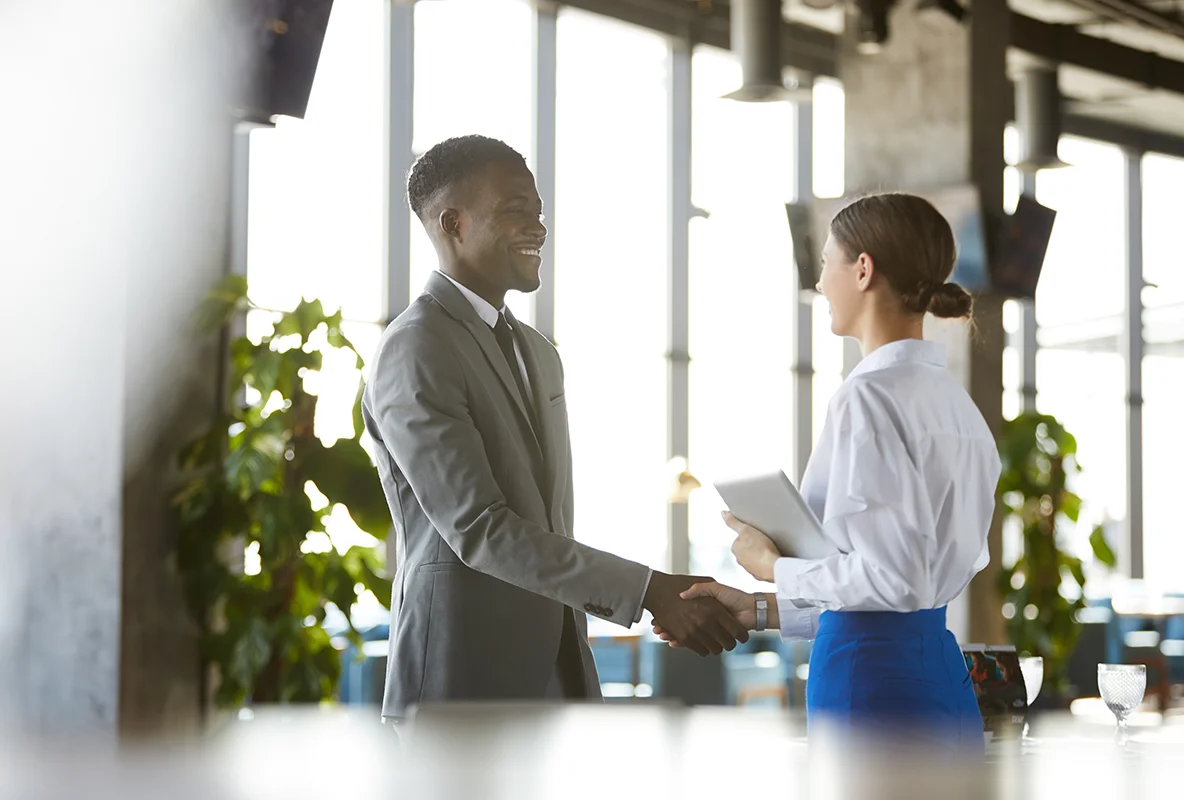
6, 705, 1184, 800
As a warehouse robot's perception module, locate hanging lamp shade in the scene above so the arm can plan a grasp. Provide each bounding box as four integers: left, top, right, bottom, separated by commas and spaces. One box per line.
723, 0, 811, 102
1016, 66, 1072, 172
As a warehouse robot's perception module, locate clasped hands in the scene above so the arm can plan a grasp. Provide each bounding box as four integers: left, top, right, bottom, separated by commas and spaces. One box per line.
647, 512, 782, 652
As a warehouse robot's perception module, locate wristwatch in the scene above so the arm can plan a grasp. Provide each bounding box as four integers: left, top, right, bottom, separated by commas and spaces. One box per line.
754, 592, 768, 632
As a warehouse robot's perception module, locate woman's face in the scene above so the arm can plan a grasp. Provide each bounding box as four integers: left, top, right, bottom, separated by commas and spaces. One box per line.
818, 232, 868, 338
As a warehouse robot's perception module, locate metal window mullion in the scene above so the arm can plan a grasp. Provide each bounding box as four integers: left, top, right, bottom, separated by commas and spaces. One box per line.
384, 0, 415, 322
533, 2, 558, 341
790, 94, 814, 483
1019, 169, 1038, 414
667, 39, 692, 576
1122, 148, 1144, 580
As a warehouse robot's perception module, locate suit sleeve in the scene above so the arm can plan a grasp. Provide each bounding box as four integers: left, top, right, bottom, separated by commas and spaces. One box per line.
367, 323, 649, 627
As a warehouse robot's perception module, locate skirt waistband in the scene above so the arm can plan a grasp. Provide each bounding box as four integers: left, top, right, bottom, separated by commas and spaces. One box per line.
817, 606, 948, 636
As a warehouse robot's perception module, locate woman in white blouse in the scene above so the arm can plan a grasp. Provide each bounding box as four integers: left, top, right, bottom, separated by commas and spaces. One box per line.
657, 193, 1000, 752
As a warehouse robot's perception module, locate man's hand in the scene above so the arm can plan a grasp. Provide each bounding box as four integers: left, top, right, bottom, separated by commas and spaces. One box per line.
723, 512, 780, 582
653, 582, 782, 647
643, 572, 749, 656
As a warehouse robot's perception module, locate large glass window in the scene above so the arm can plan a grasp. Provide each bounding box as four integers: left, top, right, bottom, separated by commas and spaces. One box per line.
812, 77, 845, 201
553, 10, 669, 577
1032, 138, 1127, 569
1141, 152, 1184, 590
246, 0, 386, 445
409, 0, 535, 323
1034, 137, 1126, 328
810, 78, 847, 445
1001, 126, 1023, 425
247, 0, 386, 323
686, 46, 797, 588
244, 1, 387, 565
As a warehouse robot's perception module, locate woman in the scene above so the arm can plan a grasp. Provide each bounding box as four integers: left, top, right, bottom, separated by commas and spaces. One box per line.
658, 193, 999, 753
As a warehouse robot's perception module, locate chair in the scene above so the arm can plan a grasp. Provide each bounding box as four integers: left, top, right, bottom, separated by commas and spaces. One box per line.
1124, 630, 1171, 712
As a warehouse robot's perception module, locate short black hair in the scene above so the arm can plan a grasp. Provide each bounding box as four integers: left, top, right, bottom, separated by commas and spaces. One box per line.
407, 135, 528, 220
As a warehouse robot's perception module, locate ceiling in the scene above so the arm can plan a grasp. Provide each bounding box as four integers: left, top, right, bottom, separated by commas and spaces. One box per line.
1005, 0, 1184, 139
766, 0, 1184, 139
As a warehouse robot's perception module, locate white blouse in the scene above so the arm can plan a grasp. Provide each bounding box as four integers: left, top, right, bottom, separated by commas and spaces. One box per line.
775, 339, 1001, 640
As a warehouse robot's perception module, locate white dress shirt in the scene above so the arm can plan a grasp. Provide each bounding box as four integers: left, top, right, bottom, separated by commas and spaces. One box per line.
437, 272, 652, 624
774, 339, 1001, 640
438, 271, 532, 396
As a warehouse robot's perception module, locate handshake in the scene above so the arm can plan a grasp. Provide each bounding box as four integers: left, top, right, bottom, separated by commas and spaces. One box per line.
641, 572, 775, 656
640, 512, 784, 655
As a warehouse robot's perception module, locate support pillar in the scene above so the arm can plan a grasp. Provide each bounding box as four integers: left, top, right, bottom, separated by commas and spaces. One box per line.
840, 0, 1009, 645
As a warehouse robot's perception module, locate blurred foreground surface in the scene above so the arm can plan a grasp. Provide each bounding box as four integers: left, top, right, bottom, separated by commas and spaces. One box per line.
4, 704, 1184, 800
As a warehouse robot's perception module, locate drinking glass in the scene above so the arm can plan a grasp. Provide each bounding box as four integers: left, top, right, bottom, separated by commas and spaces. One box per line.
1098, 663, 1146, 744
1020, 656, 1044, 706
1019, 656, 1043, 742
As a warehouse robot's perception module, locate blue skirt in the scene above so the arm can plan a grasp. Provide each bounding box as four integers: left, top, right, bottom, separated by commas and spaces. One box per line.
806, 607, 983, 754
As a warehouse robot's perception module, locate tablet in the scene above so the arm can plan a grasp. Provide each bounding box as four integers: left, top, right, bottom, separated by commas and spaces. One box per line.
713, 470, 838, 560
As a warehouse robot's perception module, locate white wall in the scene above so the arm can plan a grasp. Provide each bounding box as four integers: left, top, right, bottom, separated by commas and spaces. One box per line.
0, 0, 243, 736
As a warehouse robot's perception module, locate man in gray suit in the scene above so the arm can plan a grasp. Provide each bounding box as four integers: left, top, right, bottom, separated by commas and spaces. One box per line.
363, 135, 747, 721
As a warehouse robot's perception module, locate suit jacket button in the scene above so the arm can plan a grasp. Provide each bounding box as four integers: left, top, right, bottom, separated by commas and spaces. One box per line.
584, 603, 596, 613
603, 608, 613, 616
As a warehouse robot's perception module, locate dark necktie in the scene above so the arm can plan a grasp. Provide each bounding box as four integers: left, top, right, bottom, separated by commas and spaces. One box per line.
493, 312, 536, 430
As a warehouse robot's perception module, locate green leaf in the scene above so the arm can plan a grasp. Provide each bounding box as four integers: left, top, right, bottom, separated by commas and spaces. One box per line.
1090, 525, 1118, 568
194, 274, 250, 333
290, 570, 322, 618
228, 616, 272, 688
1060, 491, 1082, 523
359, 558, 393, 609
323, 558, 360, 621
275, 298, 328, 342
351, 378, 366, 439
224, 431, 284, 498
1064, 556, 1086, 589
249, 347, 285, 399
303, 439, 391, 538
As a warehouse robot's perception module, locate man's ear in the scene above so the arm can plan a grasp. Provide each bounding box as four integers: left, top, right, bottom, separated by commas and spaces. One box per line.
438, 208, 461, 241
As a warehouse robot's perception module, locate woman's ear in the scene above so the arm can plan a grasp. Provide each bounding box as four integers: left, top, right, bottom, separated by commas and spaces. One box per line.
854, 252, 875, 291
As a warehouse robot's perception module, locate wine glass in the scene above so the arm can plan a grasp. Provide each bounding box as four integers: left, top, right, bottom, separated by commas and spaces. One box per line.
1098, 663, 1146, 744
1019, 656, 1043, 742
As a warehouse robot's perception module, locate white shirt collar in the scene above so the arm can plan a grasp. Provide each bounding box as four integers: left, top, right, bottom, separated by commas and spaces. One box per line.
848, 338, 946, 380
437, 270, 503, 329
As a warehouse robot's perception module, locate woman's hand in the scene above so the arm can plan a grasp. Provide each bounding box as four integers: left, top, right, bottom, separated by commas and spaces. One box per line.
723, 511, 779, 582
652, 582, 755, 646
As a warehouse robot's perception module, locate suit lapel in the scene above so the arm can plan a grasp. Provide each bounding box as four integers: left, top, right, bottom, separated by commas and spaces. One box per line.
509, 311, 566, 523
509, 312, 554, 459
465, 318, 541, 448
426, 273, 541, 451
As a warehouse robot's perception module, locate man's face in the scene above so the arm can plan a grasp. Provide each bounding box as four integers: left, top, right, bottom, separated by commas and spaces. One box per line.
455, 161, 547, 295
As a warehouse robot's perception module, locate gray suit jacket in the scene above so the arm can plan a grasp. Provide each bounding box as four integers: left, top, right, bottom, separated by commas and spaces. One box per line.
363, 272, 650, 718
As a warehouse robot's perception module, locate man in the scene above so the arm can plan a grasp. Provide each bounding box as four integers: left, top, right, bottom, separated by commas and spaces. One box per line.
363, 135, 746, 721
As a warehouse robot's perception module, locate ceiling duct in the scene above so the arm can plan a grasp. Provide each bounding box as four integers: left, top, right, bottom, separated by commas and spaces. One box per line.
1016, 65, 1071, 172
853, 0, 897, 55
723, 0, 810, 102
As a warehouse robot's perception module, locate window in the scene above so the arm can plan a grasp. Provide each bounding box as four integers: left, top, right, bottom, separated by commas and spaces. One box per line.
1001, 127, 1023, 424
409, 0, 535, 324
1034, 137, 1126, 328
811, 78, 847, 444
246, 0, 386, 323
245, 0, 387, 443
553, 10, 670, 576
812, 77, 845, 200
686, 46, 797, 588
243, 1, 387, 563
1141, 152, 1184, 590
1032, 138, 1127, 570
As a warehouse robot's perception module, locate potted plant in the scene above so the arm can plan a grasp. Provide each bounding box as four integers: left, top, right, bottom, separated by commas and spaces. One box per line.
173, 275, 392, 708
996, 411, 1116, 698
